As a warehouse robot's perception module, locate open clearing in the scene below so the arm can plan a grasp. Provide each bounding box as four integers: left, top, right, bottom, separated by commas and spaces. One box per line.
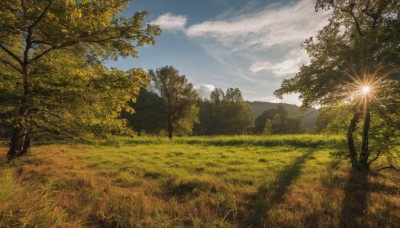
1, 135, 399, 227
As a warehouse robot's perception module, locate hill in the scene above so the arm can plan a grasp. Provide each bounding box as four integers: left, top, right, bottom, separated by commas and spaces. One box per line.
247, 101, 319, 129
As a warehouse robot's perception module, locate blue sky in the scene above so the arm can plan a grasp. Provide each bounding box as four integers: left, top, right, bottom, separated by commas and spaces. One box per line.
107, 0, 330, 105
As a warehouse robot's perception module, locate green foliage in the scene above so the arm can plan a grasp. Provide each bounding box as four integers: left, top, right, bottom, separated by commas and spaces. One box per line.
195, 88, 254, 135
275, 0, 400, 107
149, 66, 199, 139
247, 101, 318, 130
274, 0, 400, 168
122, 87, 165, 136
0, 0, 161, 153
255, 105, 303, 134
263, 119, 272, 135
315, 107, 338, 133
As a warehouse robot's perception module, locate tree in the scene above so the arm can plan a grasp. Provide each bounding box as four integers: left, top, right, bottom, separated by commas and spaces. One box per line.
122, 87, 165, 136
274, 105, 288, 134
275, 0, 400, 170
254, 105, 302, 134
150, 66, 199, 139
285, 117, 302, 134
271, 114, 281, 134
263, 119, 272, 135
195, 88, 254, 135
315, 107, 337, 133
254, 109, 277, 133
0, 0, 161, 159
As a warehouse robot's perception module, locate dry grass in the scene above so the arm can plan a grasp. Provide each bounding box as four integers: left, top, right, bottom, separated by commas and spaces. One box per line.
0, 135, 399, 227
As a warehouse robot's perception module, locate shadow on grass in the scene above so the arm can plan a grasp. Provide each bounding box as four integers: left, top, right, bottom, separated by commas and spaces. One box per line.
339, 169, 369, 227
245, 150, 314, 227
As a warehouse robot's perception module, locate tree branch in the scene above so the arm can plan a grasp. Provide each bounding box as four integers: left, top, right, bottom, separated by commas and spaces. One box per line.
21, 0, 27, 15
29, 41, 77, 64
29, 0, 52, 30
0, 44, 23, 65
0, 58, 22, 73
368, 148, 383, 165
329, 2, 364, 36
378, 162, 399, 172
348, 5, 364, 36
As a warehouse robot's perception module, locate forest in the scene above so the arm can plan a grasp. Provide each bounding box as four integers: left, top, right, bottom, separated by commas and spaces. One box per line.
0, 0, 399, 227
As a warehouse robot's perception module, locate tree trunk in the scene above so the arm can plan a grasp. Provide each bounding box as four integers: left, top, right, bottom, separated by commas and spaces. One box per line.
8, 66, 30, 159
20, 135, 31, 156
8, 76, 30, 159
8, 126, 26, 159
168, 121, 173, 140
359, 100, 371, 170
167, 104, 173, 140
6, 15, 34, 160
347, 112, 361, 169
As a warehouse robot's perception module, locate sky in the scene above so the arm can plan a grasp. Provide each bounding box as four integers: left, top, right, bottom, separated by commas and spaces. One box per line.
106, 0, 331, 105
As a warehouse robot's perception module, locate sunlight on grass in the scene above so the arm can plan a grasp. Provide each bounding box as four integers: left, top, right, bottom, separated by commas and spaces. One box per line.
0, 136, 399, 227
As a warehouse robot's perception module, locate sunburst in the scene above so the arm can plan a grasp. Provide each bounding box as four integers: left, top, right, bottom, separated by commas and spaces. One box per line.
361, 86, 371, 95
343, 65, 387, 110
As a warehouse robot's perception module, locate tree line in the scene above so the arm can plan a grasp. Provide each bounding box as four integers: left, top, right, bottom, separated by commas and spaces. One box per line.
123, 66, 305, 138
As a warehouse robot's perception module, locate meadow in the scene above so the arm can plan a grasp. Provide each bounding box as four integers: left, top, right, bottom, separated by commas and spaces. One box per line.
0, 135, 399, 227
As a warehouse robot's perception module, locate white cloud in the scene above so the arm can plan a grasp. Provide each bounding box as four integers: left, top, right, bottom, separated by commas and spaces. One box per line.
142, 1, 331, 105
186, 0, 328, 49
195, 84, 216, 98
185, 0, 329, 76
250, 49, 310, 75
151, 13, 187, 32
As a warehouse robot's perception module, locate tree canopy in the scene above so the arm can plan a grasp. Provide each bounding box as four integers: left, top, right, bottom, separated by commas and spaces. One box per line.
149, 66, 199, 139
0, 0, 161, 158
194, 88, 254, 135
255, 105, 303, 135
275, 0, 400, 170
123, 87, 165, 136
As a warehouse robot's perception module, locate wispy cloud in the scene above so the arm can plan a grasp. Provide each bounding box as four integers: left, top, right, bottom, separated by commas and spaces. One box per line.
249, 49, 310, 76
151, 13, 187, 32
182, 0, 330, 104
185, 0, 329, 75
186, 0, 328, 49
145, 1, 330, 104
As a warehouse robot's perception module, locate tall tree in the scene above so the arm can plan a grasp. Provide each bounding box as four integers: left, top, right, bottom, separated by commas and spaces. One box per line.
275, 0, 400, 170
0, 0, 161, 159
150, 66, 199, 139
195, 88, 254, 135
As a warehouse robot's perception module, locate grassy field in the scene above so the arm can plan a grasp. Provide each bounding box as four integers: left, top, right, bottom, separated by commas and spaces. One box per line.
0, 135, 399, 227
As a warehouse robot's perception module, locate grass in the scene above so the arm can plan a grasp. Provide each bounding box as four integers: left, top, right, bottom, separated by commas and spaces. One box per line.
0, 135, 399, 227
123, 134, 345, 147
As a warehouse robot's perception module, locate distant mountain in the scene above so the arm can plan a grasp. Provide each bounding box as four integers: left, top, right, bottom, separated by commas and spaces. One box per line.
246, 101, 319, 129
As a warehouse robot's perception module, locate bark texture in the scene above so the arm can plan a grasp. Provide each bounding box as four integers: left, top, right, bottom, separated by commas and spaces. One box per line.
347, 112, 361, 169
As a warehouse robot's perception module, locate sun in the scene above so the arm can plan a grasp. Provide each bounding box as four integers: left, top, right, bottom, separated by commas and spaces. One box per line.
361, 86, 371, 94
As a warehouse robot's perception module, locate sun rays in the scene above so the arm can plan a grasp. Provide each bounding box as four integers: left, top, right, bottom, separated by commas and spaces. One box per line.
361, 86, 370, 95
342, 64, 390, 110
